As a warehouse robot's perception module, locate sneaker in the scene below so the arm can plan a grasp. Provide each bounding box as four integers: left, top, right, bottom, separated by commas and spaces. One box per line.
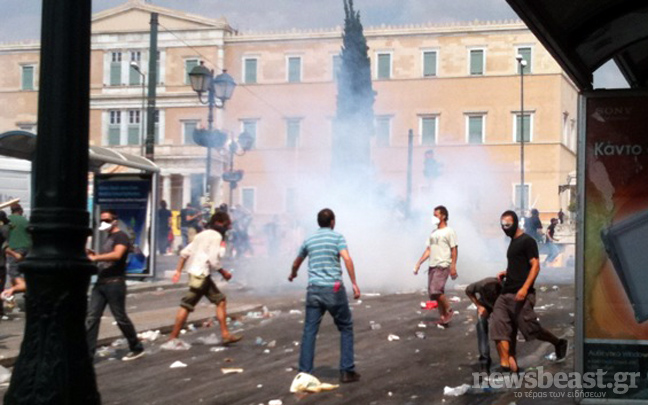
555, 339, 568, 362
121, 350, 145, 361
160, 338, 192, 351
222, 334, 243, 346
340, 371, 361, 383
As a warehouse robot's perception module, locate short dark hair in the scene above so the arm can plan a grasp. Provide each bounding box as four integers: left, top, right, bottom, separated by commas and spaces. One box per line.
501, 210, 518, 222
434, 205, 448, 221
101, 209, 118, 220
317, 208, 335, 227
10, 203, 22, 214
210, 211, 231, 228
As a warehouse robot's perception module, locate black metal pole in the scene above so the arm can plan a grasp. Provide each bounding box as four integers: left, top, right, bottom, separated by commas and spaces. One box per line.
406, 129, 413, 218
4, 0, 100, 403
205, 79, 215, 199
520, 64, 525, 214
145, 12, 158, 161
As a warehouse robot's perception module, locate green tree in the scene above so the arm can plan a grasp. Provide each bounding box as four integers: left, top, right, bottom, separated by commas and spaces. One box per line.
332, 0, 375, 179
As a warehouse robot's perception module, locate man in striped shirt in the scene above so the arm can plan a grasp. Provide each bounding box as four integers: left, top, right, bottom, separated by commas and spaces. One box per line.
289, 208, 361, 383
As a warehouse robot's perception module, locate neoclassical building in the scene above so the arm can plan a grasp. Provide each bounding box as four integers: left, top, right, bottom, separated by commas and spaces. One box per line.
0, 0, 578, 221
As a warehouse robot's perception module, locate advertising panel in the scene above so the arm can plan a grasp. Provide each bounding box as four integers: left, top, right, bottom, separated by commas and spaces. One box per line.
95, 173, 154, 277
582, 93, 648, 401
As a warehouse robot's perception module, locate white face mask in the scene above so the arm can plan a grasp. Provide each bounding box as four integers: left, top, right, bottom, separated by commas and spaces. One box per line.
98, 221, 113, 232
431, 216, 440, 228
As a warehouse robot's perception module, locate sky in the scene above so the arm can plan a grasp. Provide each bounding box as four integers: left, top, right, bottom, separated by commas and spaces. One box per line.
0, 0, 627, 87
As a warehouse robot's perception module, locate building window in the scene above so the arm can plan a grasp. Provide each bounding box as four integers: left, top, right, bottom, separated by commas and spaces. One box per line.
514, 184, 530, 211
422, 51, 437, 77
287, 57, 301, 83
377, 53, 391, 80
108, 110, 121, 146
375, 116, 391, 147
110, 52, 122, 86
420, 116, 437, 146
243, 58, 258, 84
286, 188, 296, 213
469, 49, 484, 76
127, 110, 141, 145
241, 188, 256, 212
185, 59, 199, 85
286, 118, 300, 148
21, 65, 35, 91
182, 120, 199, 145
466, 115, 485, 144
514, 113, 533, 142
332, 55, 342, 81
516, 47, 532, 74
241, 119, 258, 148
129, 51, 142, 85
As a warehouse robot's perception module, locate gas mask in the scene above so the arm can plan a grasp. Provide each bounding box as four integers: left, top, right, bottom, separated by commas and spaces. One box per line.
501, 213, 519, 238
98, 219, 114, 232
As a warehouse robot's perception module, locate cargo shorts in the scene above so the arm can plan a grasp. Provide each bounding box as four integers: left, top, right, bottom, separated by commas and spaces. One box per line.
180, 275, 226, 312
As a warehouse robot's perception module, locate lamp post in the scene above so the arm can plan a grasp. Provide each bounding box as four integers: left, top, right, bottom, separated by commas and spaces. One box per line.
222, 131, 254, 207
130, 61, 146, 156
516, 54, 527, 216
188, 61, 236, 202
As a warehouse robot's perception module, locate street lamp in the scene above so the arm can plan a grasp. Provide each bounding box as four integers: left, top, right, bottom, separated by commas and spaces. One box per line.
188, 61, 236, 201
516, 54, 527, 216
130, 61, 146, 156
221, 131, 254, 207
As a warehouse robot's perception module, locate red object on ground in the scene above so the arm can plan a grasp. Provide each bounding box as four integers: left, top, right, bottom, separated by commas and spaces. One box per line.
423, 300, 438, 310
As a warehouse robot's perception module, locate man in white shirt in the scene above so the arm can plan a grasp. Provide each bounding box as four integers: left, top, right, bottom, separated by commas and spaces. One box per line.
414, 205, 459, 325
163, 211, 242, 349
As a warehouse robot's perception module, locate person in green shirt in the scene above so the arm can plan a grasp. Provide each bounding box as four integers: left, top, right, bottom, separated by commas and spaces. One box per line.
3, 203, 31, 298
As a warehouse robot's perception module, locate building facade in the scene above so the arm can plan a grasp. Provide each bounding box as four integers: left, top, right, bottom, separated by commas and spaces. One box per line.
0, 0, 578, 222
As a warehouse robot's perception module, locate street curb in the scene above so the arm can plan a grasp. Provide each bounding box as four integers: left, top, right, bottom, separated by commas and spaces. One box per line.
0, 304, 262, 369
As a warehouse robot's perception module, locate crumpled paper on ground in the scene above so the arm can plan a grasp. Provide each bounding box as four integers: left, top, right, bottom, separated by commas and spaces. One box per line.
443, 383, 470, 396
289, 372, 339, 393
0, 365, 11, 385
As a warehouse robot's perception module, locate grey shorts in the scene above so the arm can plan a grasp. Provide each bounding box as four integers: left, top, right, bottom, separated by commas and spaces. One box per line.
6, 248, 28, 280
428, 266, 450, 297
490, 292, 542, 342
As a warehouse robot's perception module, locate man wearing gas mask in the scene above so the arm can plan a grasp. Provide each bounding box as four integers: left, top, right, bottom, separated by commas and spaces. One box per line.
490, 210, 567, 373
86, 209, 144, 361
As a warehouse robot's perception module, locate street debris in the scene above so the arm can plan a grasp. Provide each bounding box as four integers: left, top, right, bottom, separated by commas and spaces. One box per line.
552, 285, 559, 291
536, 304, 555, 311
415, 331, 426, 339
221, 368, 244, 374
290, 372, 339, 393
289, 309, 302, 315
138, 330, 161, 342
466, 303, 477, 311
540, 286, 548, 292
417, 322, 427, 328
195, 333, 221, 345
364, 293, 381, 297
160, 339, 192, 351
370, 321, 382, 330
255, 337, 266, 346
267, 340, 277, 348
187, 323, 197, 332
268, 400, 283, 405
96, 346, 115, 358
443, 384, 470, 396
111, 338, 127, 347
0, 365, 12, 385
169, 361, 187, 368
263, 349, 271, 354
209, 347, 227, 353
420, 300, 438, 310
285, 348, 294, 353
546, 352, 557, 361
449, 296, 461, 303
387, 334, 400, 341
437, 324, 446, 330
257, 384, 263, 389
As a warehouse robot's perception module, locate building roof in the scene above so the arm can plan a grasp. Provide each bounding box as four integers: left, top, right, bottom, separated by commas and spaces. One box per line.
506, 0, 648, 90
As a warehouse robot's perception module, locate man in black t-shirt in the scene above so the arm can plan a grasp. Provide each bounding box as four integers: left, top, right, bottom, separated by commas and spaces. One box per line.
86, 210, 144, 362
490, 210, 567, 373
180, 203, 200, 248
157, 200, 172, 255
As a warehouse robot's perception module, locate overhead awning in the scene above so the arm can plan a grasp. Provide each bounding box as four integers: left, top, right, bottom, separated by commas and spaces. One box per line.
0, 131, 159, 173
505, 1, 648, 90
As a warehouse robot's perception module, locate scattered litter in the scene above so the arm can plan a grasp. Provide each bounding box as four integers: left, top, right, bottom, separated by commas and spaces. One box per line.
443, 384, 470, 396
415, 331, 426, 339
387, 334, 400, 341
415, 349, 420, 353
138, 330, 161, 342
540, 286, 548, 292
267, 340, 277, 348
290, 372, 339, 393
356, 300, 362, 304
552, 285, 559, 291
169, 361, 187, 368
257, 384, 263, 389
545, 352, 557, 361
255, 337, 266, 346
289, 309, 302, 315
454, 311, 460, 315
96, 346, 115, 357
187, 323, 197, 332
437, 324, 446, 330
285, 348, 294, 353
231, 320, 243, 327
293, 341, 300, 346
536, 304, 555, 310
466, 303, 477, 311
180, 329, 187, 335
263, 349, 270, 354
268, 400, 283, 405
247, 311, 264, 319
156, 287, 164, 292
0, 365, 12, 384
364, 293, 381, 297
196, 333, 221, 345
209, 347, 227, 352
111, 338, 127, 347
160, 339, 192, 351
221, 368, 244, 374
388, 391, 393, 397
417, 322, 427, 328
569, 313, 575, 317
202, 319, 215, 328
262, 306, 270, 317
420, 301, 438, 310
285, 367, 294, 372
365, 305, 372, 309
449, 296, 461, 303
370, 321, 382, 330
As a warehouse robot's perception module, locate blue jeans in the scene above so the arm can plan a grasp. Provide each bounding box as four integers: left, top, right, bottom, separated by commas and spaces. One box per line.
477, 315, 491, 369
545, 241, 559, 263
299, 284, 355, 374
